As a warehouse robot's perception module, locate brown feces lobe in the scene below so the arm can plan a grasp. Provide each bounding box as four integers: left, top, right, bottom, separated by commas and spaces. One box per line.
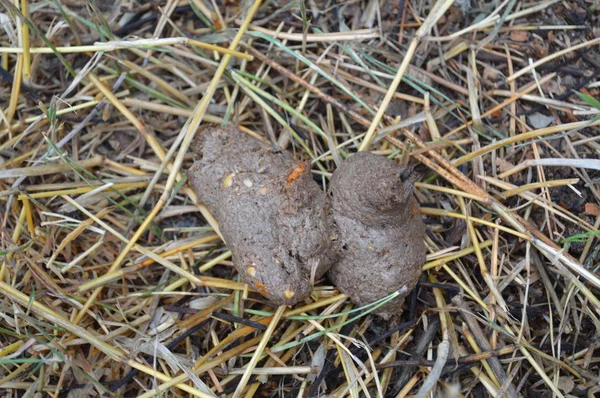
187, 126, 337, 305
328, 152, 425, 319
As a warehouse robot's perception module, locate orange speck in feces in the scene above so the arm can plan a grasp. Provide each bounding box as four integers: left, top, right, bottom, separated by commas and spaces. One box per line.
410, 204, 420, 216
254, 280, 269, 296
287, 162, 307, 185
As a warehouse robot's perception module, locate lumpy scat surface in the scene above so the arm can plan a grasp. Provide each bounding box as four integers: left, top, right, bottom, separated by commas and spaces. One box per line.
328, 152, 425, 318
187, 126, 337, 305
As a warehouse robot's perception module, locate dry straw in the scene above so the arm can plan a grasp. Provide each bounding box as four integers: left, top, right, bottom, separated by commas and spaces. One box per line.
0, 0, 599, 396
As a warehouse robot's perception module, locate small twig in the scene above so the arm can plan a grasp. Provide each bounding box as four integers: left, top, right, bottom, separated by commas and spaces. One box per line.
0, 155, 104, 179
231, 305, 286, 398
359, 0, 456, 151
508, 37, 600, 82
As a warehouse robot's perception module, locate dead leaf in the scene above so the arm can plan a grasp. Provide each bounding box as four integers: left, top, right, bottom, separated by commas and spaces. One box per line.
510, 31, 530, 42
557, 376, 575, 394
495, 158, 515, 173
528, 112, 554, 129
584, 203, 600, 216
